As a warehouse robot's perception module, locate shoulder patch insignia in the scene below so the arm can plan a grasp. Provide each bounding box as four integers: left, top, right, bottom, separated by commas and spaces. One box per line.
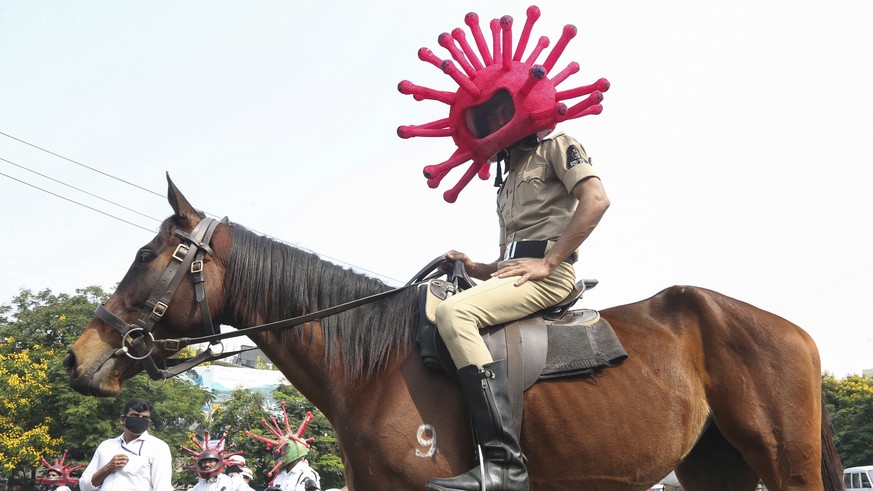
566, 145, 588, 168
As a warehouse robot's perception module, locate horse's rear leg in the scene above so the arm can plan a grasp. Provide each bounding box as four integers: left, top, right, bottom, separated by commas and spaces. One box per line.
688, 288, 825, 489
676, 424, 760, 491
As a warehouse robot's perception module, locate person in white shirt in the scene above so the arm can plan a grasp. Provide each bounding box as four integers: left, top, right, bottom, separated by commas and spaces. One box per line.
239, 467, 255, 489
225, 456, 254, 491
79, 398, 173, 491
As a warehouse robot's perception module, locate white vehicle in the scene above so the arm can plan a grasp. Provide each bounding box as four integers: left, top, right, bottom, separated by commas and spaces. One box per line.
844, 465, 873, 490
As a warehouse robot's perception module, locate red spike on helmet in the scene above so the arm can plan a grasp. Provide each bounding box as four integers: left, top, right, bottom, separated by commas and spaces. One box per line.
36, 450, 84, 486
398, 5, 609, 202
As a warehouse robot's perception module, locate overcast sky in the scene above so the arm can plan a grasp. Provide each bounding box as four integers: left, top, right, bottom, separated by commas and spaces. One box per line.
1, 0, 871, 378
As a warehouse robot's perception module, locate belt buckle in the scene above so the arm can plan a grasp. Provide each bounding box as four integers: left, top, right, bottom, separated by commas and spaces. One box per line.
504, 242, 517, 261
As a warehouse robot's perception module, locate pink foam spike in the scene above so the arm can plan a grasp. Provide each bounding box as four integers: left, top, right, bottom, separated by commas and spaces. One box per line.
296, 412, 314, 438
551, 62, 580, 86
399, 126, 453, 138
465, 12, 493, 66
490, 18, 501, 66
555, 77, 610, 101
397, 80, 455, 104
524, 36, 550, 65
424, 165, 463, 184
418, 47, 444, 70
500, 15, 513, 70
267, 416, 284, 439
564, 92, 603, 118
559, 103, 603, 123
268, 460, 284, 477
543, 24, 577, 73
441, 60, 480, 98
281, 402, 293, 435
514, 5, 541, 61
397, 117, 451, 138
444, 161, 484, 203
477, 161, 491, 180
423, 148, 473, 181
439, 32, 476, 78
452, 28, 484, 72
520, 64, 546, 95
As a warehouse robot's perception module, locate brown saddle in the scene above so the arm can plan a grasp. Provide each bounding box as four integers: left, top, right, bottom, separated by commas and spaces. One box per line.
414, 265, 627, 433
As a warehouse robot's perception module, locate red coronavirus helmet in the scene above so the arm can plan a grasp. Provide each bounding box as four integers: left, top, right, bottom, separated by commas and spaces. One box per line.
398, 5, 609, 202
181, 431, 245, 480
35, 451, 83, 487
244, 401, 315, 477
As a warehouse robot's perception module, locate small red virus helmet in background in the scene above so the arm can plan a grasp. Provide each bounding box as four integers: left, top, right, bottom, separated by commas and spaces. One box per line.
181, 430, 245, 480
398, 5, 609, 203
244, 401, 315, 477
36, 450, 84, 486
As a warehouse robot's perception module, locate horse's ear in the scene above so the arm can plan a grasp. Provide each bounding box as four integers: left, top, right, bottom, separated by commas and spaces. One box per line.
166, 173, 203, 226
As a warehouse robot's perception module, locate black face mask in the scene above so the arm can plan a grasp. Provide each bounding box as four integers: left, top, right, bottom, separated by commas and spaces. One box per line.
124, 415, 150, 434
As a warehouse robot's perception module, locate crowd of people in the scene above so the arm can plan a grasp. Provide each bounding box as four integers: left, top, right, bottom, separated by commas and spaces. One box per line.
29, 398, 344, 491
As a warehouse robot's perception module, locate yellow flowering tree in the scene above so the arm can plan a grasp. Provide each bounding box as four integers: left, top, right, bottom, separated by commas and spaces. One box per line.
1, 287, 214, 485
0, 339, 59, 478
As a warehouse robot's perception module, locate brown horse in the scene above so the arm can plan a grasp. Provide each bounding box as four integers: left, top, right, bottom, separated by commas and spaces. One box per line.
65, 177, 842, 491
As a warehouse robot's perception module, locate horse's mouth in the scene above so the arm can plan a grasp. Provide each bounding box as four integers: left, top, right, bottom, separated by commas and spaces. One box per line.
64, 350, 125, 397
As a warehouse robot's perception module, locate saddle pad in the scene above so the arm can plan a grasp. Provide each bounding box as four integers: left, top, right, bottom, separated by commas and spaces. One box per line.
539, 310, 628, 379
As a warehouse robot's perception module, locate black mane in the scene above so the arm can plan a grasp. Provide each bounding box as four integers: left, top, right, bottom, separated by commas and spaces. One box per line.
225, 224, 418, 379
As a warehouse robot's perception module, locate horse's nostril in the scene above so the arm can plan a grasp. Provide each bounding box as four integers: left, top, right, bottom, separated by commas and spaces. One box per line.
63, 351, 76, 372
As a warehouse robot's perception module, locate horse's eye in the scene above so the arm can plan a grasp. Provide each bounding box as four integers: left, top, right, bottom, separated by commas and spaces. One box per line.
138, 250, 156, 263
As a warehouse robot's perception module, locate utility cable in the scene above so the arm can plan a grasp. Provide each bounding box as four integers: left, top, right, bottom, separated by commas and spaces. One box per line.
0, 131, 402, 284
0, 171, 156, 233
0, 130, 164, 198
0, 156, 163, 223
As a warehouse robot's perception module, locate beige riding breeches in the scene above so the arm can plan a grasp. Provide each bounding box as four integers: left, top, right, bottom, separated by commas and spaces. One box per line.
434, 260, 576, 368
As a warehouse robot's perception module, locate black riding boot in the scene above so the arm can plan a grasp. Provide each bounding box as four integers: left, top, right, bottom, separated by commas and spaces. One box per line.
426, 360, 528, 491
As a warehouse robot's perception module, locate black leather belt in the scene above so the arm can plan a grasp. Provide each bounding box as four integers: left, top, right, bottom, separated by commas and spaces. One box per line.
504, 240, 576, 264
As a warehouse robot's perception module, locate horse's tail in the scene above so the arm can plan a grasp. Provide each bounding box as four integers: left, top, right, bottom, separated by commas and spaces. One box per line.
820, 399, 843, 491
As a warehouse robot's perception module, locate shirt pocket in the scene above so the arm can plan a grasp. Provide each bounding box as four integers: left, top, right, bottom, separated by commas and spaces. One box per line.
515, 165, 548, 207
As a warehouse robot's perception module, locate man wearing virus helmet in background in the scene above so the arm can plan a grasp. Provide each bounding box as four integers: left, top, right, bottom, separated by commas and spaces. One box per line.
399, 6, 611, 491
36, 451, 83, 491
245, 405, 321, 491
182, 431, 251, 491
264, 436, 320, 491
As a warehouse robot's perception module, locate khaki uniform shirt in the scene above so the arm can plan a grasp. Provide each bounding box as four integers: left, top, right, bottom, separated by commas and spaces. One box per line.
496, 132, 598, 246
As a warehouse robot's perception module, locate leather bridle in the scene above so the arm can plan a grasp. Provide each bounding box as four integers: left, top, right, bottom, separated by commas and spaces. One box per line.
95, 216, 228, 380
94, 216, 429, 381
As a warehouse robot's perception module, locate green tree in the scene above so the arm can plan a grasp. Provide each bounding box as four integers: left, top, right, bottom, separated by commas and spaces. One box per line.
822, 372, 873, 467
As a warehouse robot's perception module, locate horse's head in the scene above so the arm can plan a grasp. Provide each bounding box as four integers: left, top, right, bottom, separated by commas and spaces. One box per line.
64, 175, 231, 396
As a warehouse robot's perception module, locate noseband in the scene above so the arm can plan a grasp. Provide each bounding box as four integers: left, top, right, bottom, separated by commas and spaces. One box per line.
95, 216, 227, 380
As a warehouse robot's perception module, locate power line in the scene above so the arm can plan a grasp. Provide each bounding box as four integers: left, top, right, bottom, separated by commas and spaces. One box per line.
0, 171, 156, 233
0, 156, 163, 223
0, 130, 164, 198
0, 131, 403, 284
